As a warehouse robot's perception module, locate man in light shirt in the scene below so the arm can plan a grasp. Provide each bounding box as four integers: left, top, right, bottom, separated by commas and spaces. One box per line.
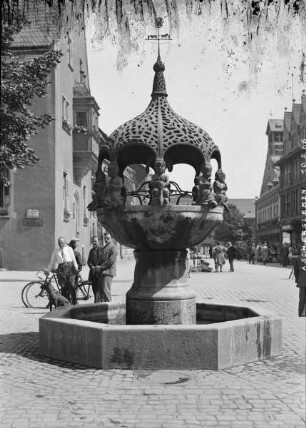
47, 236, 79, 304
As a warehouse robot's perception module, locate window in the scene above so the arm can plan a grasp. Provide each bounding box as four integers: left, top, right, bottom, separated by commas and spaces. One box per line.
74, 190, 80, 235
62, 96, 69, 121
76, 111, 88, 128
83, 185, 89, 226
79, 59, 86, 82
295, 189, 299, 213
274, 132, 282, 142
63, 171, 71, 222
0, 171, 10, 216
67, 33, 73, 70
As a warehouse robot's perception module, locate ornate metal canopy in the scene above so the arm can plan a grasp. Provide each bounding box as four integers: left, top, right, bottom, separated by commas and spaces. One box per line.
100, 53, 222, 177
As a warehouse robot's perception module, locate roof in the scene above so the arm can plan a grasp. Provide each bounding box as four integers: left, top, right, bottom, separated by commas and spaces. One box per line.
106, 53, 221, 177
259, 151, 280, 196
228, 199, 256, 218
283, 111, 292, 132
302, 94, 306, 112
291, 103, 302, 126
266, 119, 283, 134
11, 1, 61, 49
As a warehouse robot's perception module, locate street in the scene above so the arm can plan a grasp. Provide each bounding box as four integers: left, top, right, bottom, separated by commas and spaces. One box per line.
0, 260, 305, 428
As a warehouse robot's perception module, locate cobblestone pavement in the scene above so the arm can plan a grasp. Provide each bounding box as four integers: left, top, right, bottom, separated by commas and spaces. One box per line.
0, 260, 305, 428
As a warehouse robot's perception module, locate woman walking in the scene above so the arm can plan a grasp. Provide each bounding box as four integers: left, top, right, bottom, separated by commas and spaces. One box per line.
212, 243, 226, 272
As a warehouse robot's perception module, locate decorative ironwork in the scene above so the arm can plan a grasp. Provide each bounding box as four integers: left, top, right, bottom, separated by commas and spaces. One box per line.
126, 180, 192, 206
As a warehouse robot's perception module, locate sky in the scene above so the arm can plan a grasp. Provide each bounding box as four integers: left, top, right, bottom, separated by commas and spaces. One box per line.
85, 6, 305, 199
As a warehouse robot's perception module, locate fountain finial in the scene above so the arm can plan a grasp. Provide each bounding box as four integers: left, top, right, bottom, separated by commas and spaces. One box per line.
147, 17, 168, 98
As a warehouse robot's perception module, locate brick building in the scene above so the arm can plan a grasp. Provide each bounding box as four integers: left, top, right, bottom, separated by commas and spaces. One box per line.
275, 93, 306, 245
255, 119, 283, 247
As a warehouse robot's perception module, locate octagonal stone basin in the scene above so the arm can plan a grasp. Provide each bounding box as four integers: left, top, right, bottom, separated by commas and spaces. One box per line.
39, 303, 282, 370
97, 205, 224, 250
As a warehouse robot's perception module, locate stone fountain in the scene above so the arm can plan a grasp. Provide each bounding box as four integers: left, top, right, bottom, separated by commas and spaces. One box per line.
39, 36, 282, 370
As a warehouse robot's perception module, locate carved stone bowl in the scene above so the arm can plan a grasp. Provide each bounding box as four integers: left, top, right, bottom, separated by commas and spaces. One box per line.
97, 205, 224, 250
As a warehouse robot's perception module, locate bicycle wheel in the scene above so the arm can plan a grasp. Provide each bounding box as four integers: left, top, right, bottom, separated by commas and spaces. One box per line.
21, 282, 33, 308
76, 281, 92, 301
25, 281, 49, 309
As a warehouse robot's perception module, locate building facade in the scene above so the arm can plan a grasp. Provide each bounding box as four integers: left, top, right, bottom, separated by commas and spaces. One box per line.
0, 7, 108, 270
275, 94, 306, 245
255, 119, 283, 247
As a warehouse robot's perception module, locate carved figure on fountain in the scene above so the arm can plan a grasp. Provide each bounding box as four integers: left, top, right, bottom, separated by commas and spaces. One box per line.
104, 162, 125, 208
150, 159, 170, 206
197, 162, 217, 208
192, 176, 199, 205
88, 168, 108, 211
213, 169, 229, 211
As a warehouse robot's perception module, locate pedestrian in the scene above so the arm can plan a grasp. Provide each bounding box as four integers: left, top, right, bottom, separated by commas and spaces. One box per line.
293, 249, 306, 317
212, 242, 226, 272
255, 243, 262, 263
87, 236, 102, 303
248, 242, 256, 264
186, 248, 191, 278
209, 246, 213, 259
280, 243, 289, 266
226, 241, 237, 272
97, 232, 118, 302
69, 239, 82, 272
47, 236, 79, 304
261, 242, 269, 265
69, 239, 82, 297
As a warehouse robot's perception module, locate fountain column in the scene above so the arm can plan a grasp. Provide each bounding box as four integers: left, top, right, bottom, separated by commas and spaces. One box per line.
126, 249, 196, 325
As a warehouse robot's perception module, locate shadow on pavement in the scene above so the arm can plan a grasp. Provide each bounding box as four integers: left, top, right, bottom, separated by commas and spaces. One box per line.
0, 332, 93, 371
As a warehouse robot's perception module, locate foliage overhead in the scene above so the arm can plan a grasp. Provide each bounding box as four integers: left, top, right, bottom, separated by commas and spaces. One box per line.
214, 203, 246, 243
1, 0, 305, 74
0, 22, 62, 185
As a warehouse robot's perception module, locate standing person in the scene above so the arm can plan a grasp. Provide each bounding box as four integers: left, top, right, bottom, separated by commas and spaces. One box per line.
87, 236, 102, 303
209, 246, 213, 259
293, 249, 306, 317
261, 242, 269, 265
255, 243, 262, 263
280, 243, 289, 266
47, 236, 79, 304
97, 232, 118, 302
69, 239, 82, 298
212, 242, 226, 272
248, 242, 256, 264
69, 239, 82, 272
226, 242, 237, 272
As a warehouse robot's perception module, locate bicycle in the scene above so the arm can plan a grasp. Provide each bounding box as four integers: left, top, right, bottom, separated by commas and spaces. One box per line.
21, 270, 92, 309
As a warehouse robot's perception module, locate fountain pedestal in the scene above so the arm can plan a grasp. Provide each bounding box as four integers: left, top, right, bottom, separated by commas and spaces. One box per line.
126, 250, 195, 325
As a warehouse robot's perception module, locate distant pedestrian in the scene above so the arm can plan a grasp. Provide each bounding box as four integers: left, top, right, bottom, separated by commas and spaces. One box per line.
97, 232, 118, 302
47, 236, 78, 304
255, 243, 262, 263
280, 243, 289, 266
248, 242, 256, 264
209, 246, 213, 259
261, 242, 269, 265
69, 239, 82, 299
212, 243, 226, 272
87, 236, 102, 303
69, 239, 82, 272
226, 242, 237, 272
293, 249, 306, 317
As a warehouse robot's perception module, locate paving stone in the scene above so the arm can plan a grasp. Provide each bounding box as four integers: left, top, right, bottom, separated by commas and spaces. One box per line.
0, 261, 305, 428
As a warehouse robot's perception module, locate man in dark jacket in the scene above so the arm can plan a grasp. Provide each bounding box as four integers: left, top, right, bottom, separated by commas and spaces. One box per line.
69, 239, 82, 304
293, 250, 306, 317
87, 236, 102, 303
96, 232, 118, 302
226, 241, 237, 272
